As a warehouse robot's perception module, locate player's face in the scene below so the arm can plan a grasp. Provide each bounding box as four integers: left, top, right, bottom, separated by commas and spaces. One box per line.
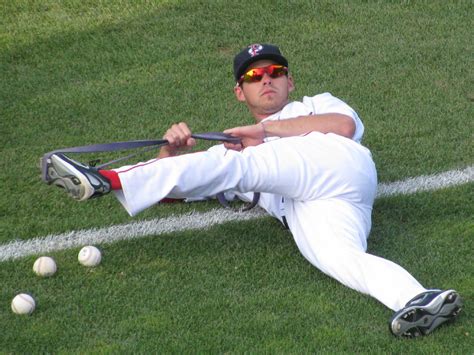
234, 60, 294, 120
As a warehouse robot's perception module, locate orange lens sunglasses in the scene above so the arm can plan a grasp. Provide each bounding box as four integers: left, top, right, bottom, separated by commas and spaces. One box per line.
238, 64, 288, 85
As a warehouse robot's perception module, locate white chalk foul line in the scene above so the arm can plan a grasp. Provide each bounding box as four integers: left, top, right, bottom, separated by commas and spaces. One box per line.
376, 165, 474, 197
0, 209, 266, 262
1, 166, 473, 262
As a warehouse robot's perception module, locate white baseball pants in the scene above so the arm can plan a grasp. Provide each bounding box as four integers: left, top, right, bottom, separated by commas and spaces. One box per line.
114, 132, 426, 311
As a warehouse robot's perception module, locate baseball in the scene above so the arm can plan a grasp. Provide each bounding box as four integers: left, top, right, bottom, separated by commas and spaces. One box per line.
78, 246, 101, 267
33, 256, 57, 277
11, 293, 36, 315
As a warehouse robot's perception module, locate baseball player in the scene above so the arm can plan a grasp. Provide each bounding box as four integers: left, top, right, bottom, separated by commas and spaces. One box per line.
45, 43, 462, 337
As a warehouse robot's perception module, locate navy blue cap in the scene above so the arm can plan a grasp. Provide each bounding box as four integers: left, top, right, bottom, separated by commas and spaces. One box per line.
233, 44, 288, 82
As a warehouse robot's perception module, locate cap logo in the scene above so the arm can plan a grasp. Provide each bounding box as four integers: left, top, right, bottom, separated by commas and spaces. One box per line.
248, 44, 263, 57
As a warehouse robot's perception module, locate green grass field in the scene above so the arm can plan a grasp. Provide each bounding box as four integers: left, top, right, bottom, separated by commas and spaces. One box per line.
1, 1, 473, 353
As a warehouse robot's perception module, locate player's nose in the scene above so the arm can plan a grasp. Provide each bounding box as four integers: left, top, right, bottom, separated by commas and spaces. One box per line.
261, 72, 272, 85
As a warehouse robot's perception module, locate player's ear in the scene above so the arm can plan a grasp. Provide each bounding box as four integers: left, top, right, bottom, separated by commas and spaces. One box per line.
234, 84, 246, 102
287, 74, 295, 93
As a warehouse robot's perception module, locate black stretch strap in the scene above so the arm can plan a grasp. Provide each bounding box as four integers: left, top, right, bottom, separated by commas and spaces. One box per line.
41, 132, 240, 183
41, 132, 261, 212
215, 192, 261, 212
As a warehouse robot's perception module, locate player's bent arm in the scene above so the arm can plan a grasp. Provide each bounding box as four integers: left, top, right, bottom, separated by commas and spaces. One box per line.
157, 146, 175, 159
262, 113, 355, 139
223, 113, 355, 150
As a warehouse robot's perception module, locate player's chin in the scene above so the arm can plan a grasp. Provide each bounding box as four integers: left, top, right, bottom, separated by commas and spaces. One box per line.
262, 93, 285, 104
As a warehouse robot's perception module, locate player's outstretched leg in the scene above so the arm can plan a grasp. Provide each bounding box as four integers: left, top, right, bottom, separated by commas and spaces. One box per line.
389, 289, 463, 338
45, 154, 111, 201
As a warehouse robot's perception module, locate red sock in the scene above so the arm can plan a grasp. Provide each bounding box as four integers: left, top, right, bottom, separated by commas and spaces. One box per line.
99, 170, 182, 203
99, 170, 122, 190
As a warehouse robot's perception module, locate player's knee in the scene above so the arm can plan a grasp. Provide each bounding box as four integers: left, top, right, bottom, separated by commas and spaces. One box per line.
306, 242, 359, 276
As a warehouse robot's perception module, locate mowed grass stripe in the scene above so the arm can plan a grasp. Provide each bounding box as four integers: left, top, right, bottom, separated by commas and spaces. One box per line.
1, 165, 472, 262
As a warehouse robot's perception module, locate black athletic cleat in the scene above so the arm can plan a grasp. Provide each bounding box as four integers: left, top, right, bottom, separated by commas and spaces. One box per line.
45, 153, 111, 201
389, 289, 463, 338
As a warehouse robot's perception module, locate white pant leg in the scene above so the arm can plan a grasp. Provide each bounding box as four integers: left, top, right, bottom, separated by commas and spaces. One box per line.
284, 198, 426, 311
114, 132, 376, 216
113, 131, 425, 310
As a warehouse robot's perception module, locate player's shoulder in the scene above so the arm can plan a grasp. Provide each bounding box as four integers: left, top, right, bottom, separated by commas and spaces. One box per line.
303, 92, 339, 103
301, 92, 354, 112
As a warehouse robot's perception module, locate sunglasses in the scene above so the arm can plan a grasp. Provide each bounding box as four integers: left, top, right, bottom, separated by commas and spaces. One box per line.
238, 64, 288, 85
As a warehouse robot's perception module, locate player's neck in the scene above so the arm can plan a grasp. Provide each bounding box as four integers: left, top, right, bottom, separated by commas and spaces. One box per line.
250, 105, 285, 122
253, 113, 271, 122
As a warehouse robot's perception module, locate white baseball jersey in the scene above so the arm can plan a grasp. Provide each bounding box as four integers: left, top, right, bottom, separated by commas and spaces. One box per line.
211, 92, 365, 223
113, 92, 427, 311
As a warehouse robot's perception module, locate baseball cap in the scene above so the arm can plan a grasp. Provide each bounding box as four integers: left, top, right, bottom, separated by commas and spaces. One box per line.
233, 43, 288, 82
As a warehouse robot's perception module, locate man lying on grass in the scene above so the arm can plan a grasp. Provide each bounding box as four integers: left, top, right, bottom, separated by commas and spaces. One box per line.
44, 43, 463, 338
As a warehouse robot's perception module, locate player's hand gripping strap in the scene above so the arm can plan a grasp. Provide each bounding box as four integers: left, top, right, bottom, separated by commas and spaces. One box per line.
40, 132, 260, 211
